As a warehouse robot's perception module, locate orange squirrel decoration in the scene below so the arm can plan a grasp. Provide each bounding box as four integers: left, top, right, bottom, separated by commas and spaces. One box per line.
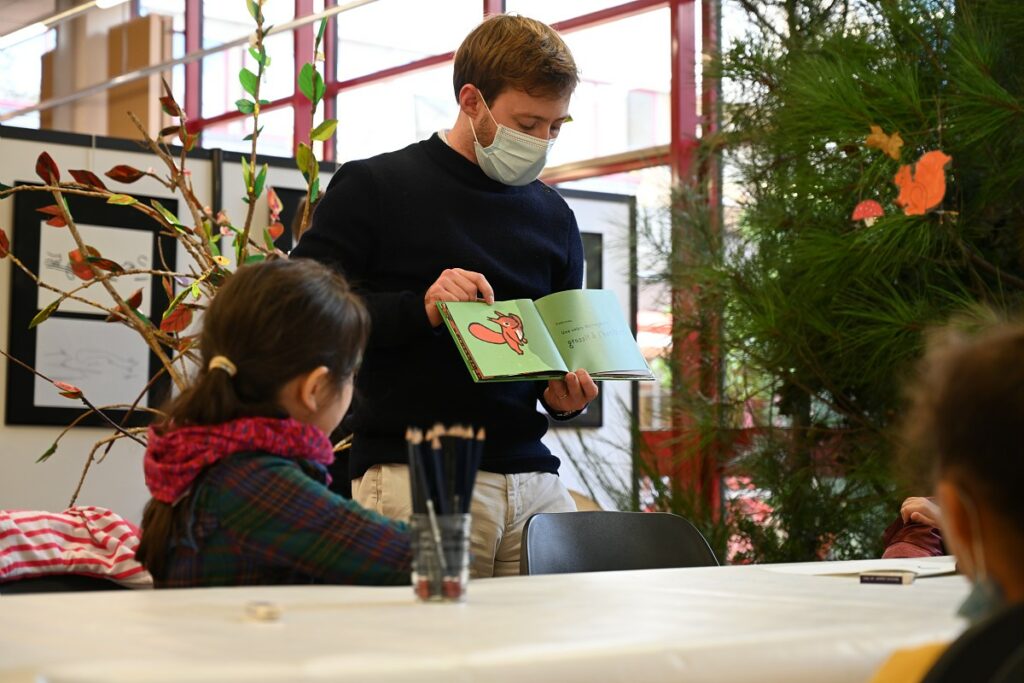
469, 312, 528, 355
894, 150, 951, 216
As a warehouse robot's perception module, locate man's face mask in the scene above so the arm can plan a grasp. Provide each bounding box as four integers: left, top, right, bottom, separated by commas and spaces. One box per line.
468, 92, 555, 186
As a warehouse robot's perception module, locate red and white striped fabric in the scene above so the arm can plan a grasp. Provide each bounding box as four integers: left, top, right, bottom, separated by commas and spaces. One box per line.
0, 506, 152, 588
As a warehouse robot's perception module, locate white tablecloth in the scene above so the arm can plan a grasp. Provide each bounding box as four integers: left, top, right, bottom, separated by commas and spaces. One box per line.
0, 558, 969, 683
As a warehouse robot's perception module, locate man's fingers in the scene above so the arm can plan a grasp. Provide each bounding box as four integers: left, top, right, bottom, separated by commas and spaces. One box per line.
447, 269, 484, 300
455, 269, 494, 303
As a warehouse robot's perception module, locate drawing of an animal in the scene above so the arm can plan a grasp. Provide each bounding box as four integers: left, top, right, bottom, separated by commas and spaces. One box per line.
468, 312, 528, 355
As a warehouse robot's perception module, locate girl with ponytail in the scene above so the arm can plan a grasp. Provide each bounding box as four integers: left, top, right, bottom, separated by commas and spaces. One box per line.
136, 259, 410, 586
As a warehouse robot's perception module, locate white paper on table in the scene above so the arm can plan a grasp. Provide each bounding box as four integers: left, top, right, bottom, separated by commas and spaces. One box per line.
760, 556, 958, 578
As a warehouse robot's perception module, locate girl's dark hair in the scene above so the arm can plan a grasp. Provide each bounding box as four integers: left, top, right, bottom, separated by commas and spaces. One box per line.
901, 322, 1024, 530
138, 258, 369, 577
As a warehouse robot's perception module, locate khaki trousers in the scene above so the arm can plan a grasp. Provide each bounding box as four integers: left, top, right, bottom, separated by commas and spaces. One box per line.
352, 465, 576, 578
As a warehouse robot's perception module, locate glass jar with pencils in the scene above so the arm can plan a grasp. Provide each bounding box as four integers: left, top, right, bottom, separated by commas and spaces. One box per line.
406, 425, 483, 602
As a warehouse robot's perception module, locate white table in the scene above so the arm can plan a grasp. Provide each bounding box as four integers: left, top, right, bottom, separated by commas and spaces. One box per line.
0, 558, 968, 683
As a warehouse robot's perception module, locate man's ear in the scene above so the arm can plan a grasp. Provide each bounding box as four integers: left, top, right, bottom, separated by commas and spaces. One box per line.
458, 84, 482, 117
298, 366, 331, 413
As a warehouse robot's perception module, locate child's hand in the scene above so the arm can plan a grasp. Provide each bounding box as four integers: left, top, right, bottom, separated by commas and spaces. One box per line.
424, 268, 494, 327
900, 496, 942, 527
544, 369, 599, 414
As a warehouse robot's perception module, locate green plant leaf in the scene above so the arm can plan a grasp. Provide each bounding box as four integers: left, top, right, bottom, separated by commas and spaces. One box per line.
310, 176, 320, 202
235, 98, 255, 115
0, 181, 12, 194
107, 194, 137, 206
299, 64, 325, 105
30, 299, 61, 328
310, 118, 338, 142
191, 283, 201, 299
316, 17, 328, 46
36, 441, 58, 463
241, 156, 252, 193
151, 199, 187, 232
239, 68, 260, 98
263, 228, 276, 251
164, 286, 190, 319
246, 0, 259, 20
242, 125, 264, 141
244, 253, 266, 265
248, 46, 266, 66
253, 163, 268, 199
296, 142, 313, 181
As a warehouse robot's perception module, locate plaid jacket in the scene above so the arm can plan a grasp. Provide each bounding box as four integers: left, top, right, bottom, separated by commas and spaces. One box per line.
158, 452, 411, 587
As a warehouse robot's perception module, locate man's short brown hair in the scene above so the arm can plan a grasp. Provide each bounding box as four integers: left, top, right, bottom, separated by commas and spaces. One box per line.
453, 14, 579, 105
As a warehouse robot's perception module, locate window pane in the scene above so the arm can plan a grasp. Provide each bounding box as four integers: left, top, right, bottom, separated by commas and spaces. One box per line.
335, 0, 481, 81
203, 105, 294, 158
140, 0, 186, 116
0, 29, 56, 129
504, 0, 633, 25
202, 1, 295, 118
335, 64, 458, 162
548, 8, 670, 167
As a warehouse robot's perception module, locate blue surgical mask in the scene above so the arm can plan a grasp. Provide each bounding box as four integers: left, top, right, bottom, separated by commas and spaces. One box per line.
468, 97, 554, 186
954, 488, 1006, 624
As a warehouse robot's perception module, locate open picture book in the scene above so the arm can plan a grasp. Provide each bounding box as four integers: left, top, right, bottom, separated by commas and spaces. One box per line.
437, 289, 655, 383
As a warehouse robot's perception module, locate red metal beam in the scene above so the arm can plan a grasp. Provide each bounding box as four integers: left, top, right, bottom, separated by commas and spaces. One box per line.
293, 0, 315, 154
552, 0, 667, 33
184, 0, 202, 122
483, 0, 505, 16
670, 0, 698, 181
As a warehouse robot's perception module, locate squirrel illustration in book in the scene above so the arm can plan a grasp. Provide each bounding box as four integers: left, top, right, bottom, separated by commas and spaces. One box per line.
469, 312, 528, 355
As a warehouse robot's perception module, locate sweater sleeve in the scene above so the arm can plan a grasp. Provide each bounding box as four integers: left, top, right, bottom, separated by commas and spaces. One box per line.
290, 161, 434, 350
213, 456, 411, 585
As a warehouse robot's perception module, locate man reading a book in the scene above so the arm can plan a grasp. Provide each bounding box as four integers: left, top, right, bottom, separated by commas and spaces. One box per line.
292, 14, 598, 577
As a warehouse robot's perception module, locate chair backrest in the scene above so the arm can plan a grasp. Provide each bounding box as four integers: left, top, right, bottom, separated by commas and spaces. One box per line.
921, 602, 1024, 683
520, 511, 719, 576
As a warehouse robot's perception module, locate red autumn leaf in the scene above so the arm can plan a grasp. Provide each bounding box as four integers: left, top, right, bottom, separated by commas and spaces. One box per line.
69, 246, 101, 280
87, 257, 124, 273
35, 152, 60, 185
68, 169, 108, 190
53, 381, 83, 400
0, 227, 9, 258
37, 205, 67, 227
159, 95, 182, 118
105, 288, 144, 322
162, 276, 174, 299
105, 165, 146, 184
158, 125, 181, 138
268, 222, 285, 240
160, 305, 193, 333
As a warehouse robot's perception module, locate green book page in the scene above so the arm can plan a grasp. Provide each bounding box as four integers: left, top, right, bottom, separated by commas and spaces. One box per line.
440, 299, 568, 381
534, 289, 653, 379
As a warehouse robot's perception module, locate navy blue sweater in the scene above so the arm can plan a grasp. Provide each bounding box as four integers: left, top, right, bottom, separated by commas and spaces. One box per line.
292, 133, 583, 478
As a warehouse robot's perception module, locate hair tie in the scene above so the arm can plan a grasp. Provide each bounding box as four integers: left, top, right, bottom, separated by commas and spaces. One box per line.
208, 355, 237, 377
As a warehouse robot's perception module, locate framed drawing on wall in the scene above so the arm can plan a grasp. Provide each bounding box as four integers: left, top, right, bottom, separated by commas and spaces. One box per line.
5, 186, 178, 427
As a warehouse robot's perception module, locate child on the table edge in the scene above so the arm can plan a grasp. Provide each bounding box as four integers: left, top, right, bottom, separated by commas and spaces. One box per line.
136, 258, 411, 587
869, 322, 1024, 683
